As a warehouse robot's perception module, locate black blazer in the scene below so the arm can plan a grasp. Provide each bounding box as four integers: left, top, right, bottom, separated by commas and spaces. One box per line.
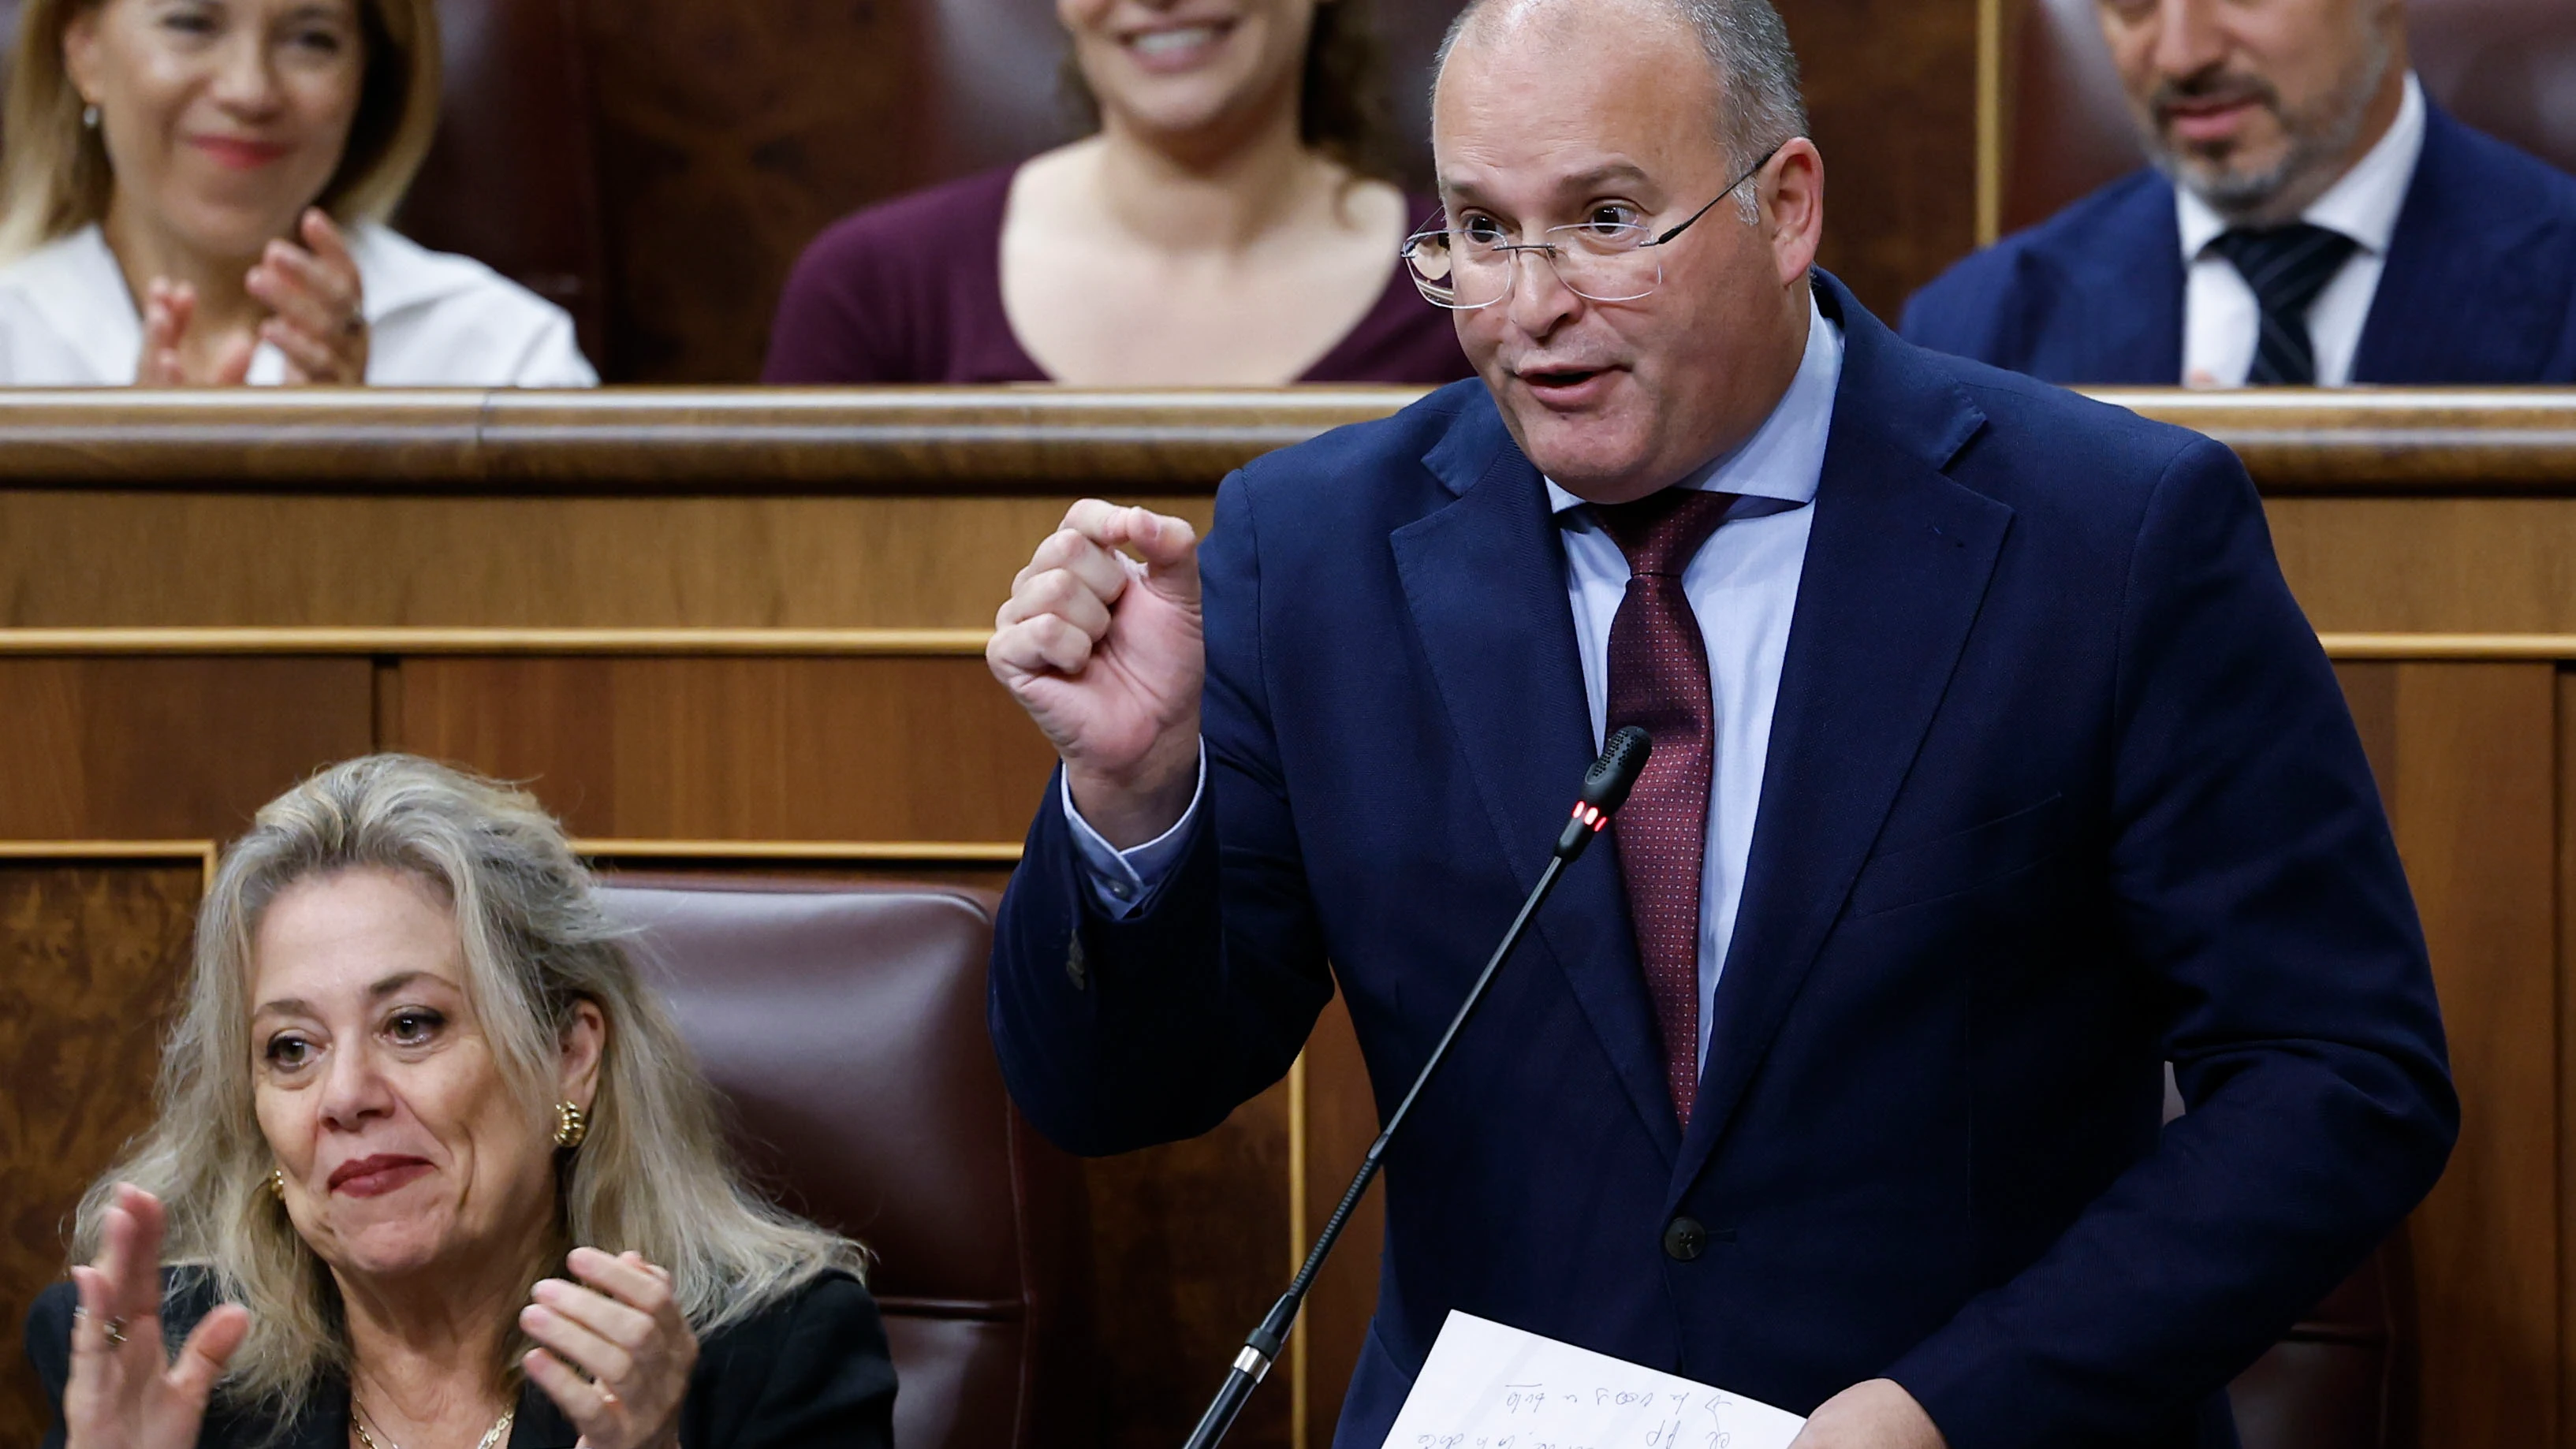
26, 1268, 897, 1449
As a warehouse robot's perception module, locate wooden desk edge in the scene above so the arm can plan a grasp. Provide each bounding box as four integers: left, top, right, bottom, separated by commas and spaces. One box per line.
0, 627, 2560, 661
0, 387, 2564, 494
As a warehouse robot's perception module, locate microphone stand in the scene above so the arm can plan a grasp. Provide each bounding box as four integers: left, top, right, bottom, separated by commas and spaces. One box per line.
1177, 727, 1653, 1449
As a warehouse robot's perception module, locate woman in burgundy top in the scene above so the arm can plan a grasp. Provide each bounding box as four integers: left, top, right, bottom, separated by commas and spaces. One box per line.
763, 0, 1471, 387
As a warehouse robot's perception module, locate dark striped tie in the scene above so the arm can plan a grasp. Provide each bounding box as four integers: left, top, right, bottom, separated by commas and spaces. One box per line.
2208, 223, 2358, 386
1595, 487, 1736, 1127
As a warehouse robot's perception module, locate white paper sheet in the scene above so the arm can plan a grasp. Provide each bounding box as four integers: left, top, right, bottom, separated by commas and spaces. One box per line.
1377, 1312, 1806, 1449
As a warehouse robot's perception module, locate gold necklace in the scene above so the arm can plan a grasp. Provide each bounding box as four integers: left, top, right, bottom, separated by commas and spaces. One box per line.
349, 1395, 514, 1449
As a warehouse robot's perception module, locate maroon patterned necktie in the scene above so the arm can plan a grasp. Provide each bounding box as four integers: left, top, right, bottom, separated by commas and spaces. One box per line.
1594, 488, 1735, 1127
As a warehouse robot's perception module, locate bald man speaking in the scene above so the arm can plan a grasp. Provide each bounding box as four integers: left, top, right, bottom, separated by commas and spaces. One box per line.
983, 2, 2457, 1446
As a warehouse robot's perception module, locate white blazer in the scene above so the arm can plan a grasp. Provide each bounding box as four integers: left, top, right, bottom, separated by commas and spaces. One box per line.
0, 221, 598, 386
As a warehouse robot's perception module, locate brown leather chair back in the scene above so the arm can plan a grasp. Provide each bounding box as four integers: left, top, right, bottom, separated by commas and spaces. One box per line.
598, 877, 1093, 1449
0, 0, 608, 365
2004, 0, 2576, 232
2229, 1247, 2414, 1449
390, 0, 607, 363
2162, 1071, 2414, 1448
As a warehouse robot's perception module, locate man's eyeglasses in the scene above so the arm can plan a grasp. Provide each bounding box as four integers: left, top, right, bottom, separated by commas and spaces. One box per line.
1400, 143, 1790, 311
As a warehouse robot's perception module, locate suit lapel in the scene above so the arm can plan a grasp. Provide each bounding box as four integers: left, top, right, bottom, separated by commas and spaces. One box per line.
1395, 409, 1682, 1161
1675, 283, 2010, 1194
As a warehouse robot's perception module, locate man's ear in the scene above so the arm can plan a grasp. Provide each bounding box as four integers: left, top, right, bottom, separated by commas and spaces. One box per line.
1764, 137, 1825, 289
557, 999, 606, 1110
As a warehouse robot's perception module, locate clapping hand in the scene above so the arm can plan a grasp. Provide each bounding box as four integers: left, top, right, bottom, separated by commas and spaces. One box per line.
134, 209, 368, 386
136, 281, 253, 386
61, 1185, 252, 1449
987, 500, 1206, 847
520, 1248, 699, 1449
245, 209, 368, 384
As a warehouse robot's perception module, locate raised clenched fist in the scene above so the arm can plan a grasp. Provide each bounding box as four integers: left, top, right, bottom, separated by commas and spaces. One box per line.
988, 500, 1206, 847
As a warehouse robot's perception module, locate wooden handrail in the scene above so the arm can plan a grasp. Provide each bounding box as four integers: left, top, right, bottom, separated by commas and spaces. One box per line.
0, 386, 2567, 494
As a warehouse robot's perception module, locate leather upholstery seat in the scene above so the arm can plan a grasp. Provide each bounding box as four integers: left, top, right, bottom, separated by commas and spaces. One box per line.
390, 0, 607, 362
598, 877, 1092, 1449
2230, 1250, 2410, 1449
2160, 1071, 2412, 1448
2005, 0, 2576, 231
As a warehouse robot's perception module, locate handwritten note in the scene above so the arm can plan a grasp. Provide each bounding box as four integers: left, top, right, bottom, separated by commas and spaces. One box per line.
1378, 1313, 1805, 1449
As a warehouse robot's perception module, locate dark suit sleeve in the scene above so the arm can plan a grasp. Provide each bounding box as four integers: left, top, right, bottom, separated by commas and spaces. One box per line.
1897, 255, 2010, 364
1885, 438, 2459, 1447
25, 1280, 75, 1449
703, 1273, 896, 1449
988, 467, 1336, 1157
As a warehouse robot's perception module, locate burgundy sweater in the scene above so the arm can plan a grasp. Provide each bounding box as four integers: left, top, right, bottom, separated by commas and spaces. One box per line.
762, 166, 1473, 385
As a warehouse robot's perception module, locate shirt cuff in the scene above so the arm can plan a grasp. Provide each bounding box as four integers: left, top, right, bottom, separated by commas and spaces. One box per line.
1062, 743, 1207, 922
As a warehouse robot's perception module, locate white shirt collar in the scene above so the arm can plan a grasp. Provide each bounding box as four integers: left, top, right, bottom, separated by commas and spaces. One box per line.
2177, 69, 2427, 259
1544, 294, 1843, 517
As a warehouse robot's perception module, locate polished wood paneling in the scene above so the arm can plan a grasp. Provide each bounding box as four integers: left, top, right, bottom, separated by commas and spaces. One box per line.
2559, 672, 2576, 1445
1089, 1090, 1297, 1449
590, 857, 1015, 896
0, 391, 2563, 639
2380, 664, 2561, 1446
0, 494, 1211, 630
0, 862, 205, 1449
393, 656, 1057, 841
1781, 0, 1981, 318
0, 660, 373, 839
0, 389, 1408, 493
2267, 499, 2576, 634
579, 0, 934, 383
1297, 996, 1383, 1449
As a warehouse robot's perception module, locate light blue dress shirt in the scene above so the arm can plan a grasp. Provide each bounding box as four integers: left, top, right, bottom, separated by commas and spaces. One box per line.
1068, 299, 1846, 1070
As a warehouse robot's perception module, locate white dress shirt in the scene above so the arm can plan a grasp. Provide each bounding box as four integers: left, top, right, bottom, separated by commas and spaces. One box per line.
0, 222, 597, 386
2178, 71, 2426, 388
1070, 298, 1847, 1071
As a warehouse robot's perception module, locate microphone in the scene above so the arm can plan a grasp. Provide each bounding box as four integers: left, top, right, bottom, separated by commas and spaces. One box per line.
1177, 726, 1653, 1449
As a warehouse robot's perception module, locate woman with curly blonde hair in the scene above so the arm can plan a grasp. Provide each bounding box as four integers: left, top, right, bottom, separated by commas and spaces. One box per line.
26, 754, 889, 1449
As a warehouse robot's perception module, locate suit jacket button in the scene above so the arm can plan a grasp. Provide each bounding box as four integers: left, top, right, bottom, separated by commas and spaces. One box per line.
1663, 1216, 1706, 1261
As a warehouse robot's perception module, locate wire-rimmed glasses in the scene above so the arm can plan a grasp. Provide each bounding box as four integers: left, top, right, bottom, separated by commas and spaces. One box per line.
1400, 143, 1788, 311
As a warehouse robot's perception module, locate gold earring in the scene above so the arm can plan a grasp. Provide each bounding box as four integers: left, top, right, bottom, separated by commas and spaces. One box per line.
553, 1101, 590, 1150
268, 1168, 285, 1201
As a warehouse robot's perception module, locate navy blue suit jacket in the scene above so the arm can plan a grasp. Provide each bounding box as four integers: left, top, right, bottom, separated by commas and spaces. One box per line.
989, 276, 2457, 1449
1899, 103, 2576, 383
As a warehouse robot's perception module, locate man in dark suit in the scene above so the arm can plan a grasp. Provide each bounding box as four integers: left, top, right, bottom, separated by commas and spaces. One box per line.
985, 0, 2458, 1445
1902, 0, 2576, 385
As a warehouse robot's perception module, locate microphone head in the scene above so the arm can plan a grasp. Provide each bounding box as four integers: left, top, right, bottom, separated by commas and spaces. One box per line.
1581, 726, 1652, 814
